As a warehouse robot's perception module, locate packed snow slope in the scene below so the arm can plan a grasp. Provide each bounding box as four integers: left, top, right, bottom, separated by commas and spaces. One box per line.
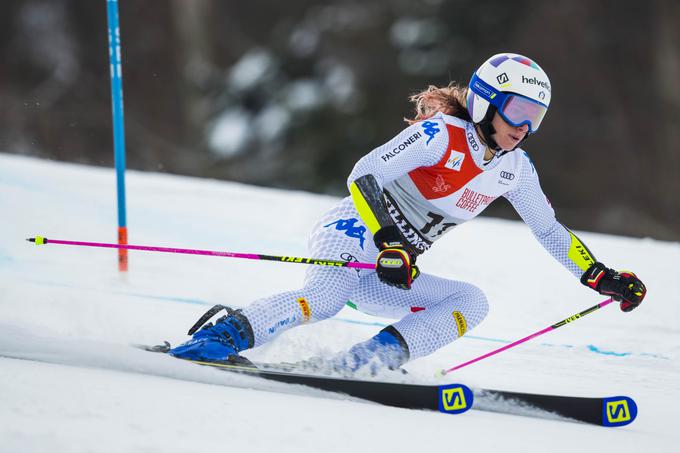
1, 153, 679, 453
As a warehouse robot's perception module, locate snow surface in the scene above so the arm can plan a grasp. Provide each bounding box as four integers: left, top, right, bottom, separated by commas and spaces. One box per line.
1, 153, 679, 452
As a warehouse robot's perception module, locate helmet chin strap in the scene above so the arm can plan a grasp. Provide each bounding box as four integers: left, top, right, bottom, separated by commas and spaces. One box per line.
478, 106, 502, 153
476, 106, 530, 158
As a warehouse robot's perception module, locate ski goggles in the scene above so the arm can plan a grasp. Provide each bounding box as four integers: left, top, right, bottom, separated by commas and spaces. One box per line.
469, 73, 548, 133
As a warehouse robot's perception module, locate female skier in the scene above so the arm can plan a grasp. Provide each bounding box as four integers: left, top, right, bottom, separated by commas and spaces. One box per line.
169, 53, 647, 373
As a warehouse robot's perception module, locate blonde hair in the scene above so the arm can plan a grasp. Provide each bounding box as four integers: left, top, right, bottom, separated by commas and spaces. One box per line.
405, 82, 471, 125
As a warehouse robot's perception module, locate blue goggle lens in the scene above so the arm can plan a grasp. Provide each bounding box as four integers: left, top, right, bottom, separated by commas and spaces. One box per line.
470, 73, 548, 132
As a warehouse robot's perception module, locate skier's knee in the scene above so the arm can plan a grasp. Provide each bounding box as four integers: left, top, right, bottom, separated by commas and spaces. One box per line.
467, 284, 489, 322
309, 296, 349, 320
447, 283, 489, 330
304, 269, 357, 320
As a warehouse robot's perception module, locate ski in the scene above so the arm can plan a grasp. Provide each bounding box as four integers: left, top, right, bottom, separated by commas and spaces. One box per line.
138, 343, 473, 414
473, 388, 637, 427
139, 343, 637, 427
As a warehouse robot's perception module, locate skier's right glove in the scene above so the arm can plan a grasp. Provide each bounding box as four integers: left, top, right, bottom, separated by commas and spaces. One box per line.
580, 262, 647, 312
374, 226, 419, 290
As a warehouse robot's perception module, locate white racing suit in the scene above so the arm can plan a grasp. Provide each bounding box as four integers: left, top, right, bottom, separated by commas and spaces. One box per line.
241, 113, 596, 360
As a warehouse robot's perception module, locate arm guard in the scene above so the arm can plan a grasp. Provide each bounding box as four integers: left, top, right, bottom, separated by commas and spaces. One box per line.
349, 174, 394, 235
565, 228, 597, 273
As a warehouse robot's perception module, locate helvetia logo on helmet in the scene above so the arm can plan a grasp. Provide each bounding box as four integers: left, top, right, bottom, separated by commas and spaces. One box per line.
521, 75, 551, 91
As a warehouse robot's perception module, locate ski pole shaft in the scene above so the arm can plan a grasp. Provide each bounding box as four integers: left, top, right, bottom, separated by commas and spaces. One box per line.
106, 0, 129, 272
26, 236, 376, 270
441, 298, 614, 375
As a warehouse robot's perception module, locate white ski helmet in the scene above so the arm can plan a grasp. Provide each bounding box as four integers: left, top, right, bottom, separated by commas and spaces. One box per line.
467, 53, 551, 135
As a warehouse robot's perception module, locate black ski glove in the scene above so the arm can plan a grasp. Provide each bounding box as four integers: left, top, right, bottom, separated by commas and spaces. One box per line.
581, 262, 647, 312
373, 226, 419, 290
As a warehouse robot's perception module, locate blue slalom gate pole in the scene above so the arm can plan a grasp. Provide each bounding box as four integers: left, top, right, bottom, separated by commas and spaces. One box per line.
106, 0, 128, 272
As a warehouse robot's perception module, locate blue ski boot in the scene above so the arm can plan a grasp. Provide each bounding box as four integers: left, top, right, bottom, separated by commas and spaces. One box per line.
169, 305, 254, 362
340, 326, 409, 374
296, 326, 409, 376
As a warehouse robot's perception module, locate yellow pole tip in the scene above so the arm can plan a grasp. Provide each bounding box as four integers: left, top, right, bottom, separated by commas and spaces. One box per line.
34, 236, 46, 245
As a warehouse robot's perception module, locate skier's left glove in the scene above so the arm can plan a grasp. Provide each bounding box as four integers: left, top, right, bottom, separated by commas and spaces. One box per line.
374, 226, 419, 290
580, 262, 647, 312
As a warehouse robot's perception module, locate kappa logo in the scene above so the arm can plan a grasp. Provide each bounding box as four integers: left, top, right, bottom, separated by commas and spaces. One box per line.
445, 150, 465, 171
421, 120, 441, 145
324, 218, 366, 249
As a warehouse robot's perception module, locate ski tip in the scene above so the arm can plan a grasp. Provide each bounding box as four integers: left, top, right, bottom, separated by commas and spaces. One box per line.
437, 383, 474, 415
601, 396, 638, 427
26, 236, 46, 245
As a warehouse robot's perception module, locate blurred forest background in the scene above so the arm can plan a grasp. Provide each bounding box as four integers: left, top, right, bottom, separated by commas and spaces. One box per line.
1, 0, 678, 240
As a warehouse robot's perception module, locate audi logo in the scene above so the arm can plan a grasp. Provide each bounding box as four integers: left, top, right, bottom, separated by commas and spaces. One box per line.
500, 171, 515, 180
340, 252, 358, 263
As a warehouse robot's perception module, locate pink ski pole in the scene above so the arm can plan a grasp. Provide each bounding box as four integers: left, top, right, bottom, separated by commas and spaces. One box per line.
26, 236, 376, 270
441, 298, 615, 375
